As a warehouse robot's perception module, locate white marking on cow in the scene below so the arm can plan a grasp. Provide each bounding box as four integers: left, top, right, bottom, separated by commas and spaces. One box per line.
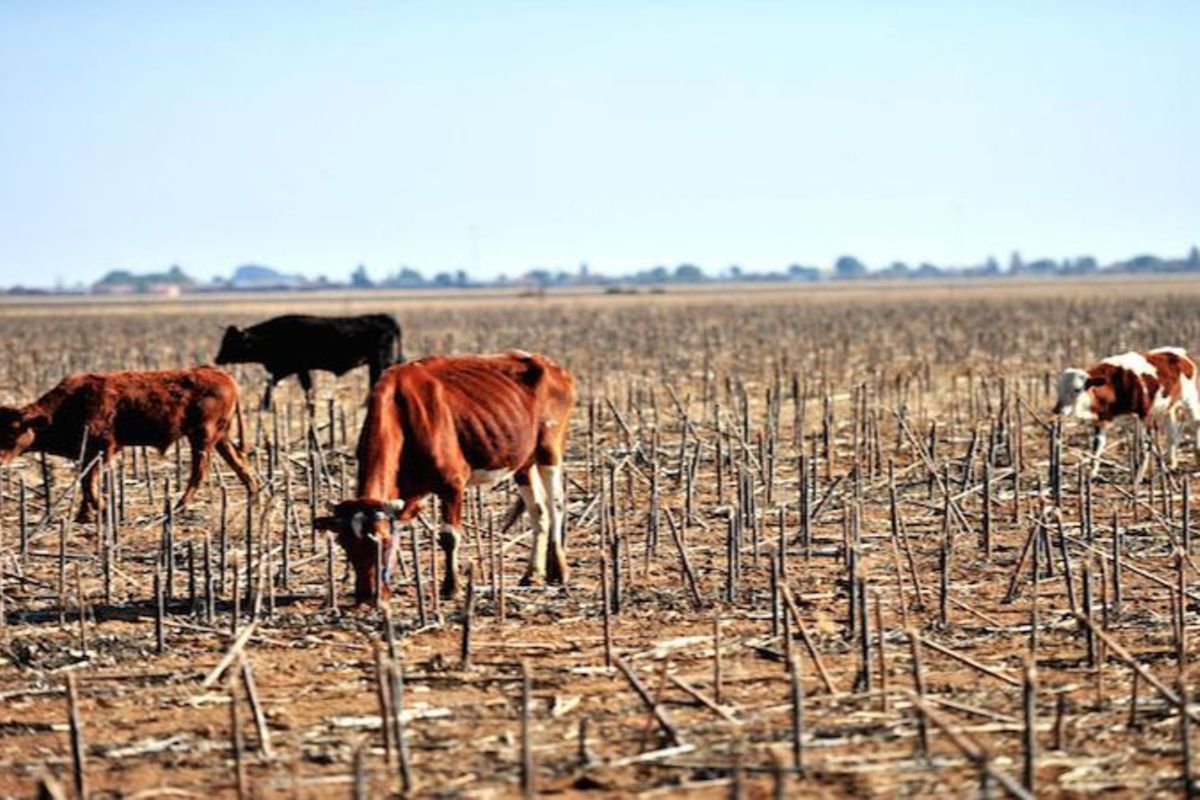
539, 464, 566, 563
1151, 346, 1188, 358
1056, 368, 1095, 420
350, 511, 366, 537
1166, 416, 1182, 467
519, 467, 550, 580
468, 468, 514, 487
1101, 351, 1156, 377
1148, 382, 1173, 416
1181, 363, 1200, 419
1089, 427, 1108, 478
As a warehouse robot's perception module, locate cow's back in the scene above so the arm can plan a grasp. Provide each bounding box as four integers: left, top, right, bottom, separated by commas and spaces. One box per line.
39, 367, 237, 454
410, 352, 570, 414
390, 352, 572, 471
1146, 348, 1197, 387
248, 314, 398, 374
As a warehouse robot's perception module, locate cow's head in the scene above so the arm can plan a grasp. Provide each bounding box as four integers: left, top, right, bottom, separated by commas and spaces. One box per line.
0, 406, 48, 463
314, 498, 404, 605
215, 326, 254, 364
1054, 368, 1102, 419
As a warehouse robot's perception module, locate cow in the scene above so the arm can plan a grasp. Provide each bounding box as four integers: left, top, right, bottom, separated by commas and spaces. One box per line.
214, 313, 403, 410
314, 351, 575, 605
0, 366, 259, 523
1054, 347, 1200, 481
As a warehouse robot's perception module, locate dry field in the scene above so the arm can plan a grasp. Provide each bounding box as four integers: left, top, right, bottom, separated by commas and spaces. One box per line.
3, 278, 1200, 798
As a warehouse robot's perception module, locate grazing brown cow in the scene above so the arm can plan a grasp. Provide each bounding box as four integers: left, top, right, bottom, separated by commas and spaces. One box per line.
1054, 347, 1200, 481
0, 366, 259, 522
315, 351, 575, 605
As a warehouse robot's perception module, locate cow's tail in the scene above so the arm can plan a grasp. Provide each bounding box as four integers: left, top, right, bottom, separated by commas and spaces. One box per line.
498, 495, 525, 534
387, 313, 404, 364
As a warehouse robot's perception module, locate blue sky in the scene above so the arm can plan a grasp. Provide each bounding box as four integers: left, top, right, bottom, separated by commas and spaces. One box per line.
1, 1, 1196, 285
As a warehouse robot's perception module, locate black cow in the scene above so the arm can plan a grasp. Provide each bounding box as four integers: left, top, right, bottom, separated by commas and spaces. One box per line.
215, 313, 403, 410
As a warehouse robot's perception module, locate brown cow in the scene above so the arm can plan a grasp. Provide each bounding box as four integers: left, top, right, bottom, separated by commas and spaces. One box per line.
315, 351, 575, 605
1054, 347, 1200, 481
0, 366, 259, 522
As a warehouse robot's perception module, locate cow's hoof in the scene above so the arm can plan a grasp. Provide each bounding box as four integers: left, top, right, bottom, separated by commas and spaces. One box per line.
440, 582, 459, 601
519, 571, 542, 587
546, 560, 568, 586
75, 510, 95, 525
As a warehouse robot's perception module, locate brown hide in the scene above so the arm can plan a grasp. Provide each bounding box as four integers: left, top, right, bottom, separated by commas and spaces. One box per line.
0, 366, 257, 521
1085, 350, 1196, 423
318, 351, 575, 604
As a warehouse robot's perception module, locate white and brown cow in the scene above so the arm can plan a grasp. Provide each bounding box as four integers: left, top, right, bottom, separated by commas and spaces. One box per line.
1054, 347, 1200, 479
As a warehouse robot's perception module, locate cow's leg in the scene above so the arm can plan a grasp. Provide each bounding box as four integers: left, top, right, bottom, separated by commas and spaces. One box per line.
77, 444, 111, 523
77, 459, 101, 524
261, 376, 279, 411
369, 354, 384, 388
177, 433, 211, 509
1089, 424, 1108, 479
1133, 419, 1152, 485
297, 371, 315, 415
438, 487, 465, 600
518, 466, 551, 586
1166, 415, 1181, 470
538, 462, 568, 585
216, 438, 260, 495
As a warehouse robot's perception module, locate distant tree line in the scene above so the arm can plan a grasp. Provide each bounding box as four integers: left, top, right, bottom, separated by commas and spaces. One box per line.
91, 265, 194, 292
15, 246, 1200, 295
351, 247, 1200, 288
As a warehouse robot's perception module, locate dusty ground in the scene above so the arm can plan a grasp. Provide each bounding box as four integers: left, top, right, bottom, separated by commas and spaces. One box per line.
2, 278, 1200, 798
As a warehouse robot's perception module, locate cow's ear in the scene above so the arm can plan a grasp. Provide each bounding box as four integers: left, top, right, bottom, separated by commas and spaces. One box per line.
314, 515, 346, 533
1084, 376, 1105, 389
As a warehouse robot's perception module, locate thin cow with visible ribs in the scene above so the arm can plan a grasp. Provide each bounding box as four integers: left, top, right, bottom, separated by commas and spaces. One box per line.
315, 351, 576, 605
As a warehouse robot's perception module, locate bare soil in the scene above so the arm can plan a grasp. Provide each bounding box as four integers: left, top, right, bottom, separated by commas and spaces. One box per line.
2, 279, 1199, 797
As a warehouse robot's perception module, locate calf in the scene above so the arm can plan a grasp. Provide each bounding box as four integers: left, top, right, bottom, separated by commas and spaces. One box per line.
215, 313, 403, 410
1054, 347, 1200, 480
0, 366, 259, 522
315, 351, 575, 605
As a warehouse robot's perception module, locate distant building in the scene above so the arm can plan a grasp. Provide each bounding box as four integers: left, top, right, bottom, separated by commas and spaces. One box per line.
91, 265, 194, 295
91, 282, 137, 295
